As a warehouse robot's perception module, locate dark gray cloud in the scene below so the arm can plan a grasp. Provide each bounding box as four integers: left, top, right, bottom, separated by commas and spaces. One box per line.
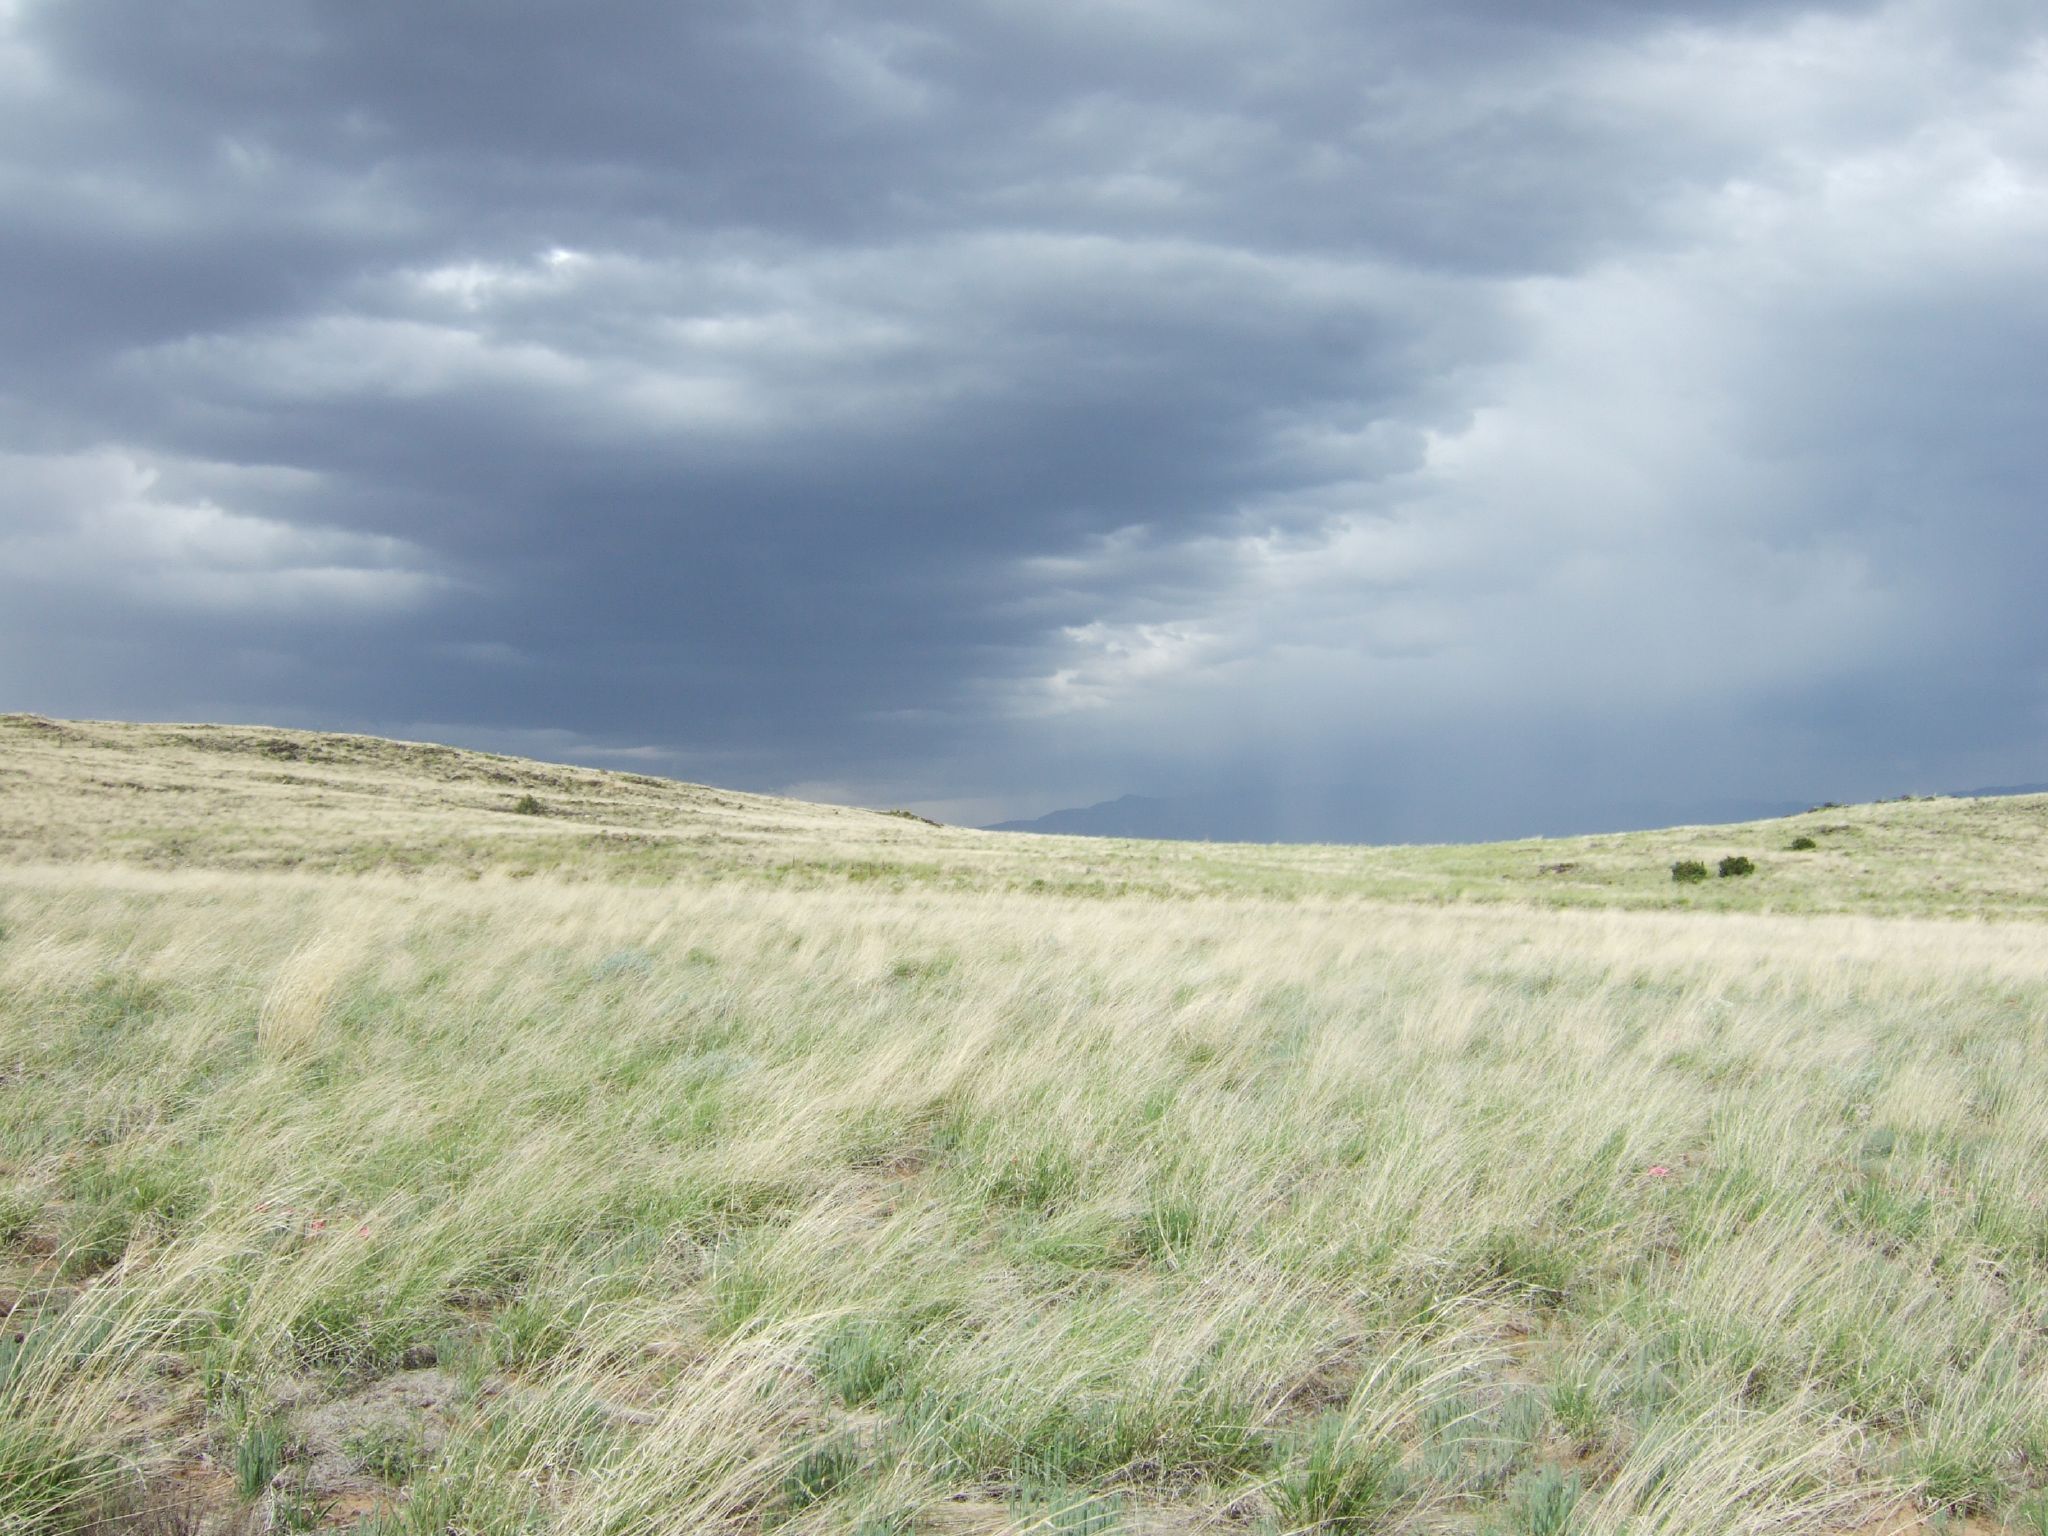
3, 0, 2045, 834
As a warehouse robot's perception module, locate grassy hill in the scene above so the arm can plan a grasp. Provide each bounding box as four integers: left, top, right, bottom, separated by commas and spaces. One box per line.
6, 714, 2048, 915
2, 717, 2047, 1534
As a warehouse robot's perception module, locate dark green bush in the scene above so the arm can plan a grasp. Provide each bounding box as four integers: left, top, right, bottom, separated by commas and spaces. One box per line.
1718, 856, 1755, 878
1788, 836, 1817, 851
1671, 861, 1708, 885
511, 794, 545, 816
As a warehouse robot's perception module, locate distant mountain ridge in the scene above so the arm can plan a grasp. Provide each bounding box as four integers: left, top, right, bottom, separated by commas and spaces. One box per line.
987, 782, 2048, 845
985, 792, 1863, 845
984, 794, 1197, 839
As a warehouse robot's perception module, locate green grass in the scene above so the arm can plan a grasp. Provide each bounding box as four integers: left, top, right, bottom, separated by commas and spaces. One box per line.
9, 713, 2048, 917
234, 1417, 287, 1498
0, 720, 2046, 1530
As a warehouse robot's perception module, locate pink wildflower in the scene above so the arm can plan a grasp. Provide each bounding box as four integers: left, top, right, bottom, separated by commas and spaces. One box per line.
1645, 1165, 1672, 1179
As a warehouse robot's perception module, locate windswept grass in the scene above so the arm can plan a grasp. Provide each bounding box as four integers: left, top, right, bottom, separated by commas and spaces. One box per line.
1, 721, 2047, 1530
1, 860, 2045, 1532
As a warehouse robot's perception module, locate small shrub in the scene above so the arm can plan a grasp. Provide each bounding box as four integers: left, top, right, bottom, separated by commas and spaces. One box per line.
1788, 836, 1817, 851
1671, 861, 1708, 885
510, 794, 545, 816
1718, 856, 1755, 878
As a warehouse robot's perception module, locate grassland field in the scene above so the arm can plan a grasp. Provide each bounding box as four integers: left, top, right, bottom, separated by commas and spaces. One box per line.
2, 714, 2047, 1535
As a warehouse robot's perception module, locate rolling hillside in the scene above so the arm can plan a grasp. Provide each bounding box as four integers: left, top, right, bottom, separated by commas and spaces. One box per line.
5, 714, 2047, 916
2, 718, 2047, 1534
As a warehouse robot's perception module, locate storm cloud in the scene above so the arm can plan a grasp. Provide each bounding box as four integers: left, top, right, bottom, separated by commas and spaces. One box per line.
4, 0, 2044, 837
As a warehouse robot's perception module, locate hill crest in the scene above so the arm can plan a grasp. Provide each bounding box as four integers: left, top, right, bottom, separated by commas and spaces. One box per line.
4, 714, 2046, 916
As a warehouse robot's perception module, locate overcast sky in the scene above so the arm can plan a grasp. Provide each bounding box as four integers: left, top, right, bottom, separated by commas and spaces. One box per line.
3, 0, 2044, 839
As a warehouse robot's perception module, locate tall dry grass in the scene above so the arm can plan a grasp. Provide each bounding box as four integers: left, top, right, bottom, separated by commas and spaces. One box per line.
1, 864, 2046, 1532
